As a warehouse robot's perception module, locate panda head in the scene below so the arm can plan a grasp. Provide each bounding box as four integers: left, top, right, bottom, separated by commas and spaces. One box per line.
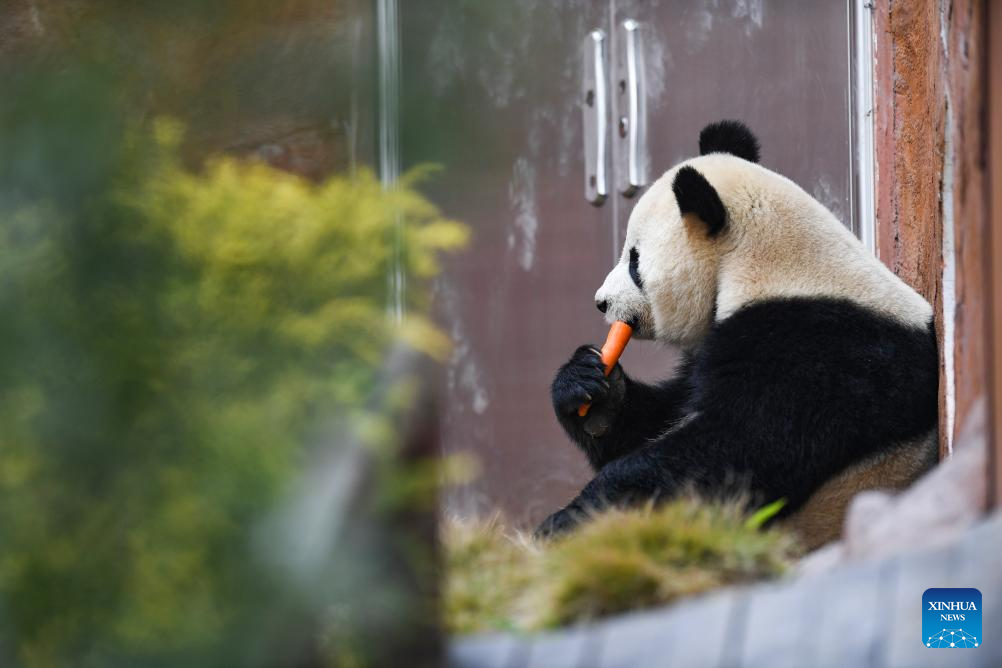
595, 119, 932, 348
595, 120, 761, 347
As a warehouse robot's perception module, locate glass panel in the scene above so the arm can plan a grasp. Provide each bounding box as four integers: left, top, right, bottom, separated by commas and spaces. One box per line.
401, 0, 856, 526
615, 0, 854, 236
400, 1, 618, 523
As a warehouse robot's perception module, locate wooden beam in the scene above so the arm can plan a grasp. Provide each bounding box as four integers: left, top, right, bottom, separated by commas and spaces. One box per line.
988, 0, 1002, 508
874, 0, 992, 463
873, 0, 947, 454
944, 0, 989, 457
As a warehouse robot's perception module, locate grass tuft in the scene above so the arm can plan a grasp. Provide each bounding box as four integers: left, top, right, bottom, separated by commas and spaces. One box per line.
440, 514, 538, 634
443, 498, 799, 634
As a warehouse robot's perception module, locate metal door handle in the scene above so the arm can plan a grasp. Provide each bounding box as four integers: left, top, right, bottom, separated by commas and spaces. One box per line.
617, 19, 646, 197
583, 29, 608, 206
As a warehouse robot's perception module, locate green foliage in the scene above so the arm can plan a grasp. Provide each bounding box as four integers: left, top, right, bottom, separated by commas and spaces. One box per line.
745, 498, 788, 531
443, 499, 799, 634
0, 115, 465, 666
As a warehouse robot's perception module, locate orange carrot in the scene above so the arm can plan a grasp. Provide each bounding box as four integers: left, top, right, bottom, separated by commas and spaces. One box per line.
578, 320, 633, 417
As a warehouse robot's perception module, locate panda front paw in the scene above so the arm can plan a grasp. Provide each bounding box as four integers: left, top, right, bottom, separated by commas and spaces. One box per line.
533, 505, 587, 541
551, 345, 626, 434
552, 345, 613, 414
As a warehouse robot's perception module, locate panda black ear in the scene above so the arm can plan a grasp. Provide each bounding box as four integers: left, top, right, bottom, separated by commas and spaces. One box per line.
698, 120, 760, 163
672, 166, 727, 237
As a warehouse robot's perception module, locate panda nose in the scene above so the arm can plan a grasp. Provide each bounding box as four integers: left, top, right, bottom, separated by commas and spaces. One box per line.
596, 300, 608, 314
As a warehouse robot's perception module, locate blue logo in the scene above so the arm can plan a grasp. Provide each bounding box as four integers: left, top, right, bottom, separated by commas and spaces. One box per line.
923, 588, 982, 648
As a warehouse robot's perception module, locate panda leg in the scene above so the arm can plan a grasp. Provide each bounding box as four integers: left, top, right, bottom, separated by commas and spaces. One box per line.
534, 443, 678, 539
533, 420, 773, 540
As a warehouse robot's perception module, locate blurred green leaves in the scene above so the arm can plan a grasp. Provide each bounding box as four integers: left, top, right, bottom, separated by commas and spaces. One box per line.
0, 92, 464, 666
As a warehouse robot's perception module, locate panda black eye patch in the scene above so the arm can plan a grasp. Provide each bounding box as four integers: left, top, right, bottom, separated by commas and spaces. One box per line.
629, 247, 643, 290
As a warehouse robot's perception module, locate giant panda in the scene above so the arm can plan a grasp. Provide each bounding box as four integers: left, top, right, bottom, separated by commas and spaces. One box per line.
537, 120, 938, 549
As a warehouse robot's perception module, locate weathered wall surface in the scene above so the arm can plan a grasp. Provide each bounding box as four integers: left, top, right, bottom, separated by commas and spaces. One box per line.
874, 0, 945, 306
873, 0, 987, 456
988, 0, 1002, 508
944, 0, 989, 455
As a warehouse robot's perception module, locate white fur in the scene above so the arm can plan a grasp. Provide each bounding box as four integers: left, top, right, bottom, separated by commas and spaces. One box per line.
596, 154, 932, 348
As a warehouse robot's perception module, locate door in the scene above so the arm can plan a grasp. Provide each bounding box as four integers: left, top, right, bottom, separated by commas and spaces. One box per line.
612, 1, 854, 252
398, 1, 856, 525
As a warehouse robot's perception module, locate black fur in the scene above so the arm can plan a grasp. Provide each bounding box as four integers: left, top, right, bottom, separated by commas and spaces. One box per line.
698, 120, 761, 163
552, 345, 691, 470
628, 247, 644, 290
539, 297, 938, 539
672, 166, 727, 236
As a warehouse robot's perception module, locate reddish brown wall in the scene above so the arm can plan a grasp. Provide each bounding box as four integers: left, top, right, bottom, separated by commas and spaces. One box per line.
874, 1, 945, 305
873, 0, 988, 457
944, 0, 990, 453
874, 0, 947, 453
988, 0, 1002, 508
